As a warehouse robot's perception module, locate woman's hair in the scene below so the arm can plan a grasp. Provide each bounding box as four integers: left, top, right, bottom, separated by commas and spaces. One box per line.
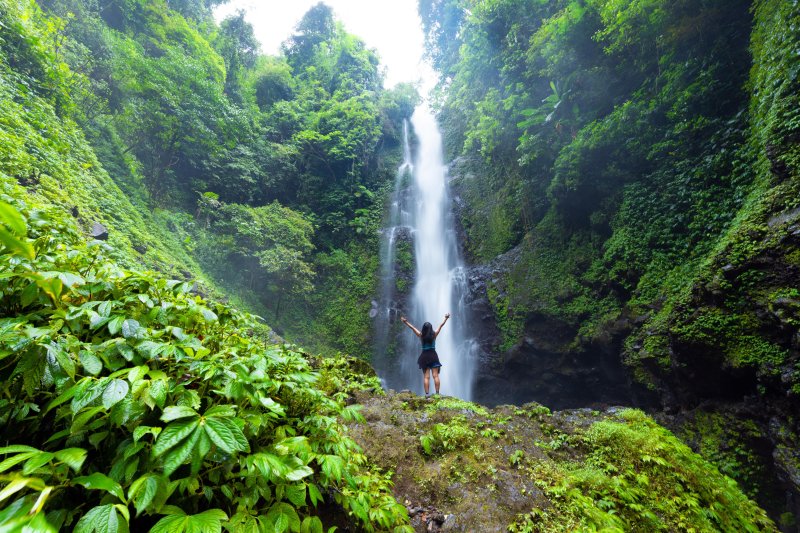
421, 322, 434, 344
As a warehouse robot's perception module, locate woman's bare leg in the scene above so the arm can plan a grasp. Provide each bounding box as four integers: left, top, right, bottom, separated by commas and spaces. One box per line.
432, 367, 440, 394
423, 368, 431, 394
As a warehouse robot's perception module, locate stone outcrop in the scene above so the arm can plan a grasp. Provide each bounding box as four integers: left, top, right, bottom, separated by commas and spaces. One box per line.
344, 389, 776, 532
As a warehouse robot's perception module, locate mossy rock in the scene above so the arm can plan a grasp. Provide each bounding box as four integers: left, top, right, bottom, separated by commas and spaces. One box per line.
345, 391, 776, 532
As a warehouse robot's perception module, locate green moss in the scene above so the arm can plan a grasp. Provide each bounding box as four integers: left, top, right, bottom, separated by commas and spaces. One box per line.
672, 410, 791, 518
487, 278, 524, 352
425, 395, 490, 416
511, 409, 776, 532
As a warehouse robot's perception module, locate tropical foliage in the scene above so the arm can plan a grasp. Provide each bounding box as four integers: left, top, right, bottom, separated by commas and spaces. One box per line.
5, 0, 418, 355
0, 197, 411, 531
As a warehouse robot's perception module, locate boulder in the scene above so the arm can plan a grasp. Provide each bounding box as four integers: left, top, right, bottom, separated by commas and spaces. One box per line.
89, 222, 108, 240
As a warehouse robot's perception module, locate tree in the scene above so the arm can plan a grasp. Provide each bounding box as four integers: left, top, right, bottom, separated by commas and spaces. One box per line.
216, 10, 260, 103
282, 2, 336, 72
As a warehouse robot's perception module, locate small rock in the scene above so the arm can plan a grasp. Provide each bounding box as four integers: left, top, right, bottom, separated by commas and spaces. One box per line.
440, 515, 457, 531
90, 222, 108, 240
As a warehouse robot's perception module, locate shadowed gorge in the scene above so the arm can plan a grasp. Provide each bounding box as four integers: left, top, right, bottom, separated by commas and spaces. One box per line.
0, 0, 798, 530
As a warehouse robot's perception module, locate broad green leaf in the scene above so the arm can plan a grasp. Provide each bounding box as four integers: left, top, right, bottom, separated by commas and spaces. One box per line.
58, 272, 85, 288
151, 508, 227, 533
153, 419, 198, 457
203, 418, 248, 454
133, 426, 161, 443
200, 308, 218, 322
36, 277, 62, 302
0, 445, 39, 455
191, 431, 211, 474
0, 477, 40, 502
229, 513, 261, 533
136, 340, 164, 359
126, 365, 148, 383
187, 509, 227, 533
121, 319, 142, 339
0, 227, 35, 259
301, 516, 324, 533
284, 484, 306, 507
128, 474, 162, 516
88, 431, 109, 448
28, 511, 58, 533
49, 343, 75, 379
98, 301, 112, 317
203, 405, 236, 418
117, 343, 135, 361
54, 448, 87, 472
73, 472, 126, 502
266, 503, 298, 533
70, 378, 106, 413
107, 316, 124, 335
20, 281, 39, 307
150, 514, 185, 533
308, 483, 323, 507
70, 406, 105, 434
148, 380, 168, 409
74, 503, 129, 533
0, 201, 27, 235
0, 452, 37, 474
259, 397, 285, 416
161, 427, 201, 476
161, 406, 198, 422
22, 452, 55, 475
90, 312, 111, 330
79, 351, 103, 376
102, 379, 129, 409
285, 465, 313, 482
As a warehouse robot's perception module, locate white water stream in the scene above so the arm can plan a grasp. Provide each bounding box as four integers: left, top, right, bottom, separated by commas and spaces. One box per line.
375, 106, 477, 399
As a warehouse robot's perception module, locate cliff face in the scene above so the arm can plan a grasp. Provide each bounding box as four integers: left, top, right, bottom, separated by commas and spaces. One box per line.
442, 0, 800, 524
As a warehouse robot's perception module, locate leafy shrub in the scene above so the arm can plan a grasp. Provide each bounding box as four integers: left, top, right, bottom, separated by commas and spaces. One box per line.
0, 199, 411, 532
419, 416, 476, 456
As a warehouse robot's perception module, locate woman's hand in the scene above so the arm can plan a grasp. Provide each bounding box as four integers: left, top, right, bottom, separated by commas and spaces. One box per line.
444, 313, 450, 320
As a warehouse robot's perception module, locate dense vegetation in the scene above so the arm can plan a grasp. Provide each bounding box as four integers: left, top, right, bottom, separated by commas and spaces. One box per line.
0, 0, 419, 529
420, 0, 799, 523
2, 0, 418, 356
422, 0, 799, 390
0, 195, 411, 531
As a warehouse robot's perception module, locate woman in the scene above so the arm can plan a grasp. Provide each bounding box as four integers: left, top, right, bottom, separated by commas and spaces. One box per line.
400, 313, 450, 397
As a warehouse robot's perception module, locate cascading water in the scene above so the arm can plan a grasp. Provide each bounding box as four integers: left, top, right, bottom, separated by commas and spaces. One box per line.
375, 106, 477, 400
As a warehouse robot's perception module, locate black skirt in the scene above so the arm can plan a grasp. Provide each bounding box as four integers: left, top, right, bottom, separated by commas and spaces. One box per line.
417, 349, 442, 370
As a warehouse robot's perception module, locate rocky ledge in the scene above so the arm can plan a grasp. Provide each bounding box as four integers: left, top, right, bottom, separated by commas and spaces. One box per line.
344, 390, 776, 532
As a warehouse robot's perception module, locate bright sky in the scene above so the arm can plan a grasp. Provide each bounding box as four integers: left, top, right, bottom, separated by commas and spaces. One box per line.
213, 0, 436, 90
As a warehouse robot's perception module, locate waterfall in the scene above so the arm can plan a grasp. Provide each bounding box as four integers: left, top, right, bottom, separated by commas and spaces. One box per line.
375, 106, 477, 400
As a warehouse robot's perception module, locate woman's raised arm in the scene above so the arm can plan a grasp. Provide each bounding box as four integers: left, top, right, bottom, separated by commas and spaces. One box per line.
400, 316, 422, 337
435, 313, 450, 337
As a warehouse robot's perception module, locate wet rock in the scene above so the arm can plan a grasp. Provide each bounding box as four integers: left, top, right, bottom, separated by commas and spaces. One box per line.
90, 222, 108, 240
440, 514, 457, 531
